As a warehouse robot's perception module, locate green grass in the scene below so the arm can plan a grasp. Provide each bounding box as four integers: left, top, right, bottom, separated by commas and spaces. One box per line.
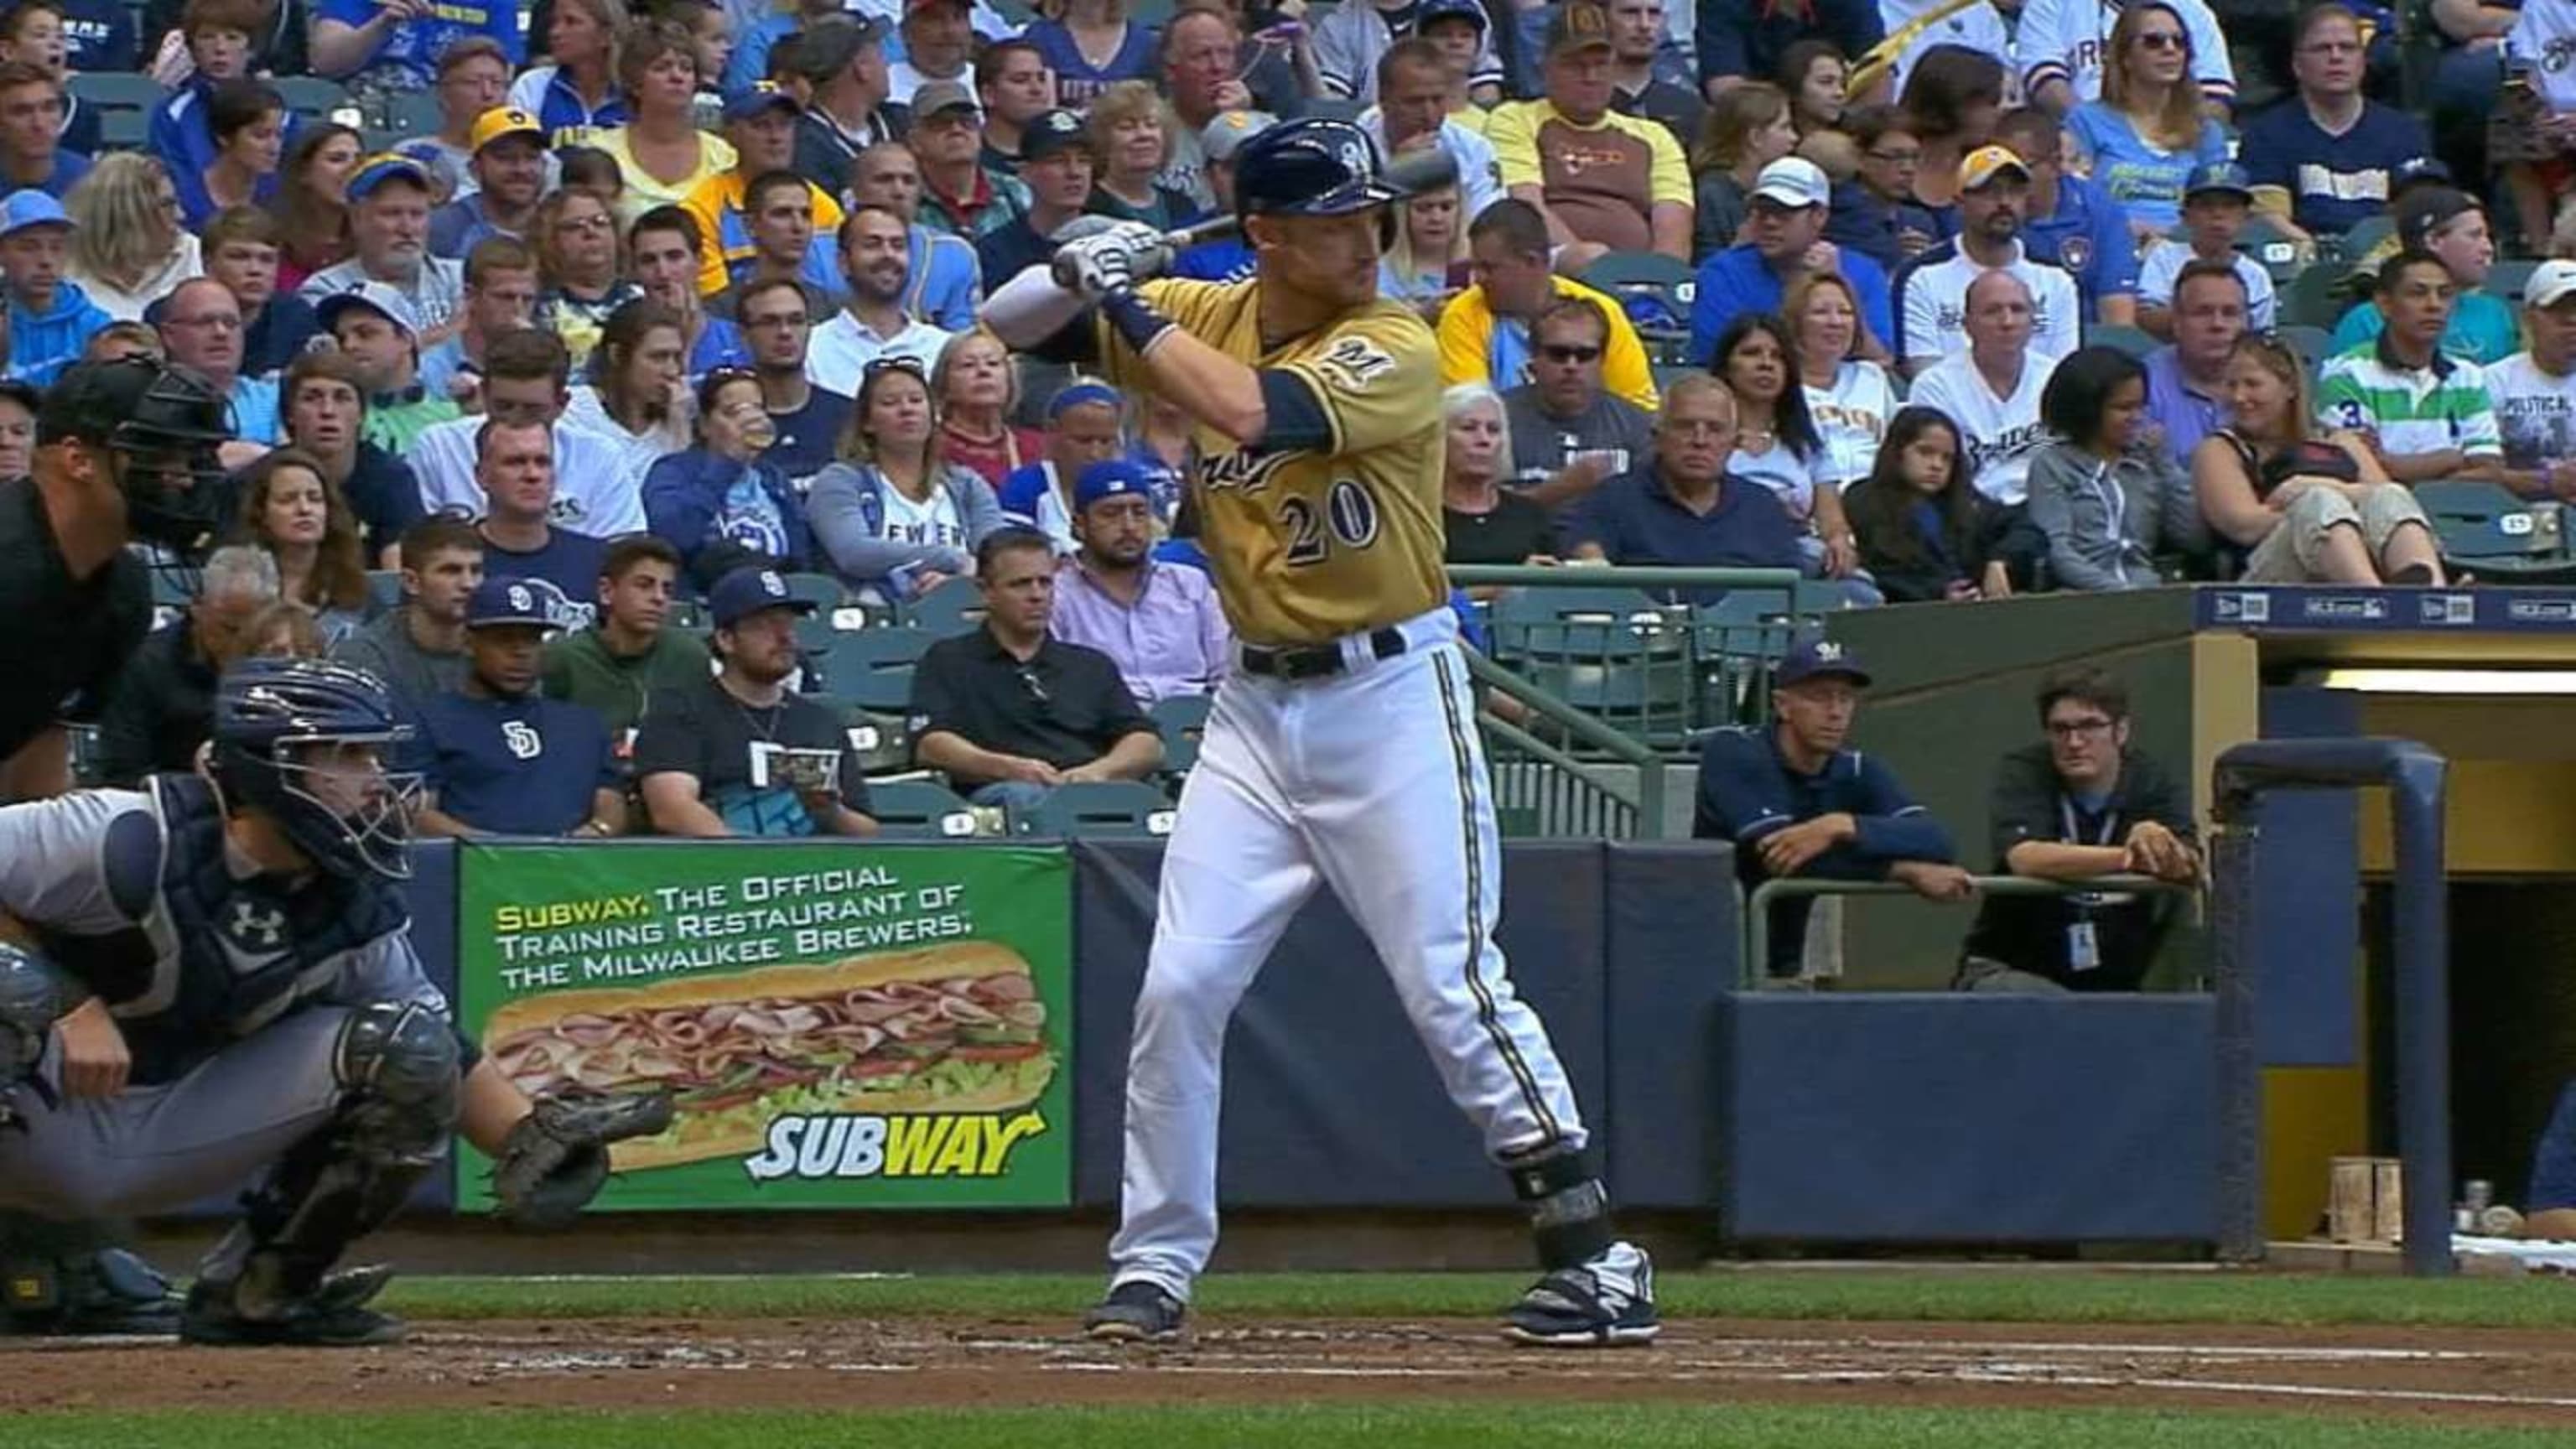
384, 1268, 2576, 1330
13, 1406, 2576, 1449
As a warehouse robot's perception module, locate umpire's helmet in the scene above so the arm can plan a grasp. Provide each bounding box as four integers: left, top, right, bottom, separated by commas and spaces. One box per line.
38, 358, 236, 555
207, 659, 420, 882
1231, 117, 1405, 224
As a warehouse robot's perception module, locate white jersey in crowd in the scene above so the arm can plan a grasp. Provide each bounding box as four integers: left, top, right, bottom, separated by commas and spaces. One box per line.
804, 311, 955, 398
2019, 0, 2235, 106
297, 256, 468, 335
560, 385, 692, 479
1894, 241, 2083, 366
2485, 352, 2576, 470
1357, 108, 1508, 222
1804, 359, 1898, 486
880, 475, 968, 549
2137, 242, 2277, 331
1877, 0, 2016, 99
1907, 348, 2063, 506
410, 415, 647, 537
2509, 0, 2576, 110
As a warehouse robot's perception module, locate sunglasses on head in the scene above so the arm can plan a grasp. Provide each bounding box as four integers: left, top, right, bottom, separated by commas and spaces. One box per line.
865, 355, 927, 379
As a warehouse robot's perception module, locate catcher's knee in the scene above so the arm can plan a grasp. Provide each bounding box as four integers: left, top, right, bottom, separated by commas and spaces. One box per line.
330, 1001, 460, 1162
0, 943, 64, 1087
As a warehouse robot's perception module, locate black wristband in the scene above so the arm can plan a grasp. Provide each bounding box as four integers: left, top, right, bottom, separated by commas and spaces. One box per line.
1101, 284, 1176, 355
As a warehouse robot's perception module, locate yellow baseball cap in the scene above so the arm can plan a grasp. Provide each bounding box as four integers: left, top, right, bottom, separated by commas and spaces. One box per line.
1957, 145, 2032, 192
470, 106, 546, 153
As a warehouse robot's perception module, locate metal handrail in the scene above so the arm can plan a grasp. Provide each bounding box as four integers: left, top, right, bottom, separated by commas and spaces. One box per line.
1448, 564, 1805, 591
1467, 652, 1667, 837
1742, 874, 2199, 990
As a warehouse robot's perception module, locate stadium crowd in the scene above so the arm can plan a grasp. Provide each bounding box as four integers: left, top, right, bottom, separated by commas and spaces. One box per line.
6, 0, 2576, 843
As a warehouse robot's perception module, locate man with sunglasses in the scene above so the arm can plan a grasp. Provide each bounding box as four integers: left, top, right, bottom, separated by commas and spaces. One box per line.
1501, 294, 1652, 509
1955, 666, 2199, 993
984, 117, 1660, 1349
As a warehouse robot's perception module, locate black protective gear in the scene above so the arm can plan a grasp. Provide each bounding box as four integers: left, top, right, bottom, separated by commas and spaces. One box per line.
206, 658, 419, 881
0, 943, 60, 1125
1504, 1145, 1616, 1271
491, 1087, 677, 1231
36, 359, 236, 556
179, 1275, 405, 1348
0, 1218, 180, 1337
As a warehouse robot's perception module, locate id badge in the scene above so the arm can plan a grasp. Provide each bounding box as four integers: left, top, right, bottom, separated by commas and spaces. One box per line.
2068, 921, 2101, 974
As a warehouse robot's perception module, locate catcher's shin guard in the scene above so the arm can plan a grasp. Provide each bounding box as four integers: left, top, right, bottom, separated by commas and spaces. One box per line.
0, 943, 64, 1124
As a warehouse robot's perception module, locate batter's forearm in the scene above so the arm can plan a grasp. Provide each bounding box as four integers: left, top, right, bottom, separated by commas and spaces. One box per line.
1132, 325, 1267, 445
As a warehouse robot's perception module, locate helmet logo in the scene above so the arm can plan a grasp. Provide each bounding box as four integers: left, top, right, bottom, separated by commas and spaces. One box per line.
1338, 138, 1367, 175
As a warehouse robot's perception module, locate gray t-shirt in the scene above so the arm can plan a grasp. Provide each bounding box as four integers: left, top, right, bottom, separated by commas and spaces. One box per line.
330, 606, 469, 714
1503, 385, 1656, 491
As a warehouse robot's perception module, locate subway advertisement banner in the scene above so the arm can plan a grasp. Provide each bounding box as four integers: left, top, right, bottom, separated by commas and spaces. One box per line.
453, 844, 1073, 1210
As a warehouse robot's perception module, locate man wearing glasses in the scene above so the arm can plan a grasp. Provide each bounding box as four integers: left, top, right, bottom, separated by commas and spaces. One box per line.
2239, 2, 2428, 251
156, 278, 278, 451
734, 276, 852, 491
1500, 294, 1651, 511
1955, 667, 2199, 993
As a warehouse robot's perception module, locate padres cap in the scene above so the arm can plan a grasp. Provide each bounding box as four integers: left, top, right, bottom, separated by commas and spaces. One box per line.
1957, 144, 2032, 192
710, 565, 820, 627
1749, 157, 1829, 210
1199, 109, 1280, 166
469, 106, 544, 153
1545, 1, 1613, 56
1775, 636, 1872, 688
1023, 108, 1088, 162
315, 280, 423, 336
466, 576, 561, 631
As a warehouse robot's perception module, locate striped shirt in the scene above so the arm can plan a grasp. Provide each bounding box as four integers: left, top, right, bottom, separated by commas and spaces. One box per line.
2315, 338, 2503, 461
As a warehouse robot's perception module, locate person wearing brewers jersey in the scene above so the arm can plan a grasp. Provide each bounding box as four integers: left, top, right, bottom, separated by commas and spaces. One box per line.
1891, 146, 2082, 377
1908, 269, 2061, 509
984, 117, 1659, 1349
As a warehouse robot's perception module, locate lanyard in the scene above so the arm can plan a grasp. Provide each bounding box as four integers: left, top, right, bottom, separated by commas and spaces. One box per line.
2059, 795, 2119, 846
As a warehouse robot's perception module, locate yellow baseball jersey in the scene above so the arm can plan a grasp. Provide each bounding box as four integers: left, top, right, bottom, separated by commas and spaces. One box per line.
1096, 278, 1450, 647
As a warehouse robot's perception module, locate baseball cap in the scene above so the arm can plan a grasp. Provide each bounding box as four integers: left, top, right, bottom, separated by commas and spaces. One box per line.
2396, 185, 2480, 251
2182, 160, 2253, 203
1545, 1, 1613, 56
0, 189, 70, 238
790, 17, 886, 84
1749, 157, 1828, 210
2529, 259, 2576, 309
1023, 108, 1088, 162
466, 576, 559, 631
1957, 145, 2031, 192
469, 106, 544, 153
1048, 380, 1120, 419
1420, 0, 1488, 30
709, 565, 819, 627
2392, 157, 2452, 194
314, 280, 423, 337
912, 78, 979, 121
724, 81, 802, 123
345, 153, 433, 202
1775, 636, 1871, 689
1073, 458, 1155, 512
1200, 109, 1280, 166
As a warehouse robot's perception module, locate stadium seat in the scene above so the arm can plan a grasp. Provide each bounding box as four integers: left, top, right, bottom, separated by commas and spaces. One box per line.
2235, 215, 2304, 283
2336, 215, 2395, 262
808, 628, 934, 712
1149, 693, 1210, 779
272, 75, 355, 126
668, 596, 709, 631
780, 571, 845, 611
2278, 325, 2332, 375
2086, 323, 2157, 359
2280, 262, 2356, 333
2489, 258, 2540, 305
1015, 780, 1175, 838
382, 89, 443, 138
2414, 478, 2576, 580
1487, 586, 1695, 746
1690, 589, 1796, 728
902, 576, 987, 635
71, 72, 159, 153
865, 779, 981, 839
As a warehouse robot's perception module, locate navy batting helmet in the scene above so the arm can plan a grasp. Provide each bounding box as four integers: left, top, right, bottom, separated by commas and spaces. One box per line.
1231, 117, 1405, 222
209, 659, 420, 881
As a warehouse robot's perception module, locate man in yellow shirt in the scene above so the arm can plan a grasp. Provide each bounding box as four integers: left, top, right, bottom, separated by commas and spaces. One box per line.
1483, 0, 1692, 270
679, 84, 848, 299
1438, 198, 1659, 411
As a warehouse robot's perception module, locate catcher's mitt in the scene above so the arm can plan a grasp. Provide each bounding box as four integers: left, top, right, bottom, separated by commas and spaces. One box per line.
491, 1087, 674, 1230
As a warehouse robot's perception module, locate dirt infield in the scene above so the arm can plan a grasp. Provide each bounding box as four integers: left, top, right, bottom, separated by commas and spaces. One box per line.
10, 1316, 2576, 1426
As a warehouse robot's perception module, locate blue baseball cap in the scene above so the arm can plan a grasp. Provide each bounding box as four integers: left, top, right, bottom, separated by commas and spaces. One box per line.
2183, 161, 2253, 203
724, 81, 802, 123
1775, 636, 1871, 688
466, 575, 560, 631
1420, 0, 1488, 29
1048, 381, 1120, 419
709, 565, 819, 627
0, 189, 69, 238
345, 153, 434, 202
1073, 458, 1156, 512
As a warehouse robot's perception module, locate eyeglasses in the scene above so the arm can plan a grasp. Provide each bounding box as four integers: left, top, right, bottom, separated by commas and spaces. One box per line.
557, 213, 614, 236
1864, 147, 1921, 164
2046, 717, 2116, 740
1540, 344, 1603, 363
2133, 30, 2186, 49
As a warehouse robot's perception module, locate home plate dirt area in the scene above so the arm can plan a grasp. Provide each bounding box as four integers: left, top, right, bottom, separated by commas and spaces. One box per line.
8, 1317, 2576, 1426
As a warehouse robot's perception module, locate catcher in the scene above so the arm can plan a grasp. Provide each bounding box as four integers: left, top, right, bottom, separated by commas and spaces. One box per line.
0, 657, 669, 1346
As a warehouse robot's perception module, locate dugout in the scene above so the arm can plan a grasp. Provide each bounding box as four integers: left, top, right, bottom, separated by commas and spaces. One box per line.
1826, 584, 2576, 1241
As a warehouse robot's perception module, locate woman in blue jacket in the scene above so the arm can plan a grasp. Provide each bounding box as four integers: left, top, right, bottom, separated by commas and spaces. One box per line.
641, 367, 813, 590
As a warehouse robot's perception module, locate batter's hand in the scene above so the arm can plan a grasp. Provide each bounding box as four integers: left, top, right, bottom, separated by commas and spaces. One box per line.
1052, 221, 1170, 301
54, 997, 128, 1098
1758, 813, 1854, 875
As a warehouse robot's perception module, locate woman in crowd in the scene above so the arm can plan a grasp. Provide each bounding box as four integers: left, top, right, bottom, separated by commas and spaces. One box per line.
269, 122, 358, 291
1023, 0, 1156, 109
1690, 81, 1797, 261
567, 299, 694, 475
643, 366, 816, 589
1789, 273, 1897, 491
593, 20, 735, 222
934, 330, 1041, 491
1830, 103, 1941, 267
231, 448, 370, 643
1711, 314, 1873, 600
2026, 345, 2208, 591
508, 0, 631, 147
185, 80, 286, 231
1896, 44, 2004, 227
242, 598, 326, 658
2067, 1, 2226, 236
0, 379, 37, 477
808, 356, 1006, 603
1083, 80, 1197, 231
1847, 406, 2037, 602
1381, 184, 1466, 314
1777, 40, 1849, 138
65, 153, 200, 321
1440, 382, 1553, 568
2193, 334, 2444, 584
534, 185, 641, 371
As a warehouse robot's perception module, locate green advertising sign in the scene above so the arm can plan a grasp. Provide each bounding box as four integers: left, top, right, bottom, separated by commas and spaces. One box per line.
453, 843, 1073, 1210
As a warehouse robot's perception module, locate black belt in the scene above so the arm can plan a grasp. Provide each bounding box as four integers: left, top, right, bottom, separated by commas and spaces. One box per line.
1239, 627, 1407, 681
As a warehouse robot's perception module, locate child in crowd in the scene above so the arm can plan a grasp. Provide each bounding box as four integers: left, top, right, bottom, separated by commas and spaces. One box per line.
2137, 163, 2277, 341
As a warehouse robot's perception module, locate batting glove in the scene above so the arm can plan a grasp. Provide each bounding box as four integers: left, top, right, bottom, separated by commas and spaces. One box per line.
1052, 221, 1171, 301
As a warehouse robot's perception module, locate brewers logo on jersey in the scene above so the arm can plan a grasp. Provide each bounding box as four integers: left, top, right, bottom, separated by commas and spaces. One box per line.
1095, 278, 1450, 647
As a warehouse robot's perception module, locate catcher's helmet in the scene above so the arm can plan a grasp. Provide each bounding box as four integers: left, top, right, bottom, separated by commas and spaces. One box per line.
208, 658, 420, 881
1231, 117, 1405, 222
37, 358, 236, 554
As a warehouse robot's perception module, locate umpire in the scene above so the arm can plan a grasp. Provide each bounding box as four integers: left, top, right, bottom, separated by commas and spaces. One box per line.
0, 357, 234, 1336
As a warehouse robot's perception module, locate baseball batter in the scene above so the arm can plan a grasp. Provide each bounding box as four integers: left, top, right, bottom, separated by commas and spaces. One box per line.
988, 119, 1656, 1348
0, 659, 668, 1345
